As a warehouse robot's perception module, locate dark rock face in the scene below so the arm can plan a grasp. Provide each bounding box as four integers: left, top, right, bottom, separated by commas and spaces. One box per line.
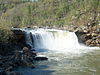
0, 71, 22, 75
0, 71, 6, 75
0, 43, 21, 55
33, 57, 48, 61
0, 47, 48, 75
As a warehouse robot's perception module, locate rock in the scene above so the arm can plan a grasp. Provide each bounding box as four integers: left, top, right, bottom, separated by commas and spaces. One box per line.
0, 46, 48, 75
75, 25, 100, 47
22, 47, 37, 57
91, 33, 97, 37
7, 47, 36, 68
1, 62, 13, 71
0, 61, 3, 66
0, 55, 3, 66
12, 52, 22, 66
21, 54, 35, 68
5, 71, 22, 75
0, 43, 21, 56
85, 39, 92, 46
86, 34, 92, 39
0, 71, 6, 75
33, 57, 48, 61
0, 55, 3, 59
5, 66, 13, 71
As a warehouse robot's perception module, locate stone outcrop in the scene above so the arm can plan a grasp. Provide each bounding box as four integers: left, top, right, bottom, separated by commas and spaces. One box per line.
0, 47, 48, 75
75, 25, 100, 47
0, 43, 21, 56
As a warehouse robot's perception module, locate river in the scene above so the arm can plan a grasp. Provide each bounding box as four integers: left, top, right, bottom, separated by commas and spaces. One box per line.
16, 28, 100, 75
16, 48, 100, 75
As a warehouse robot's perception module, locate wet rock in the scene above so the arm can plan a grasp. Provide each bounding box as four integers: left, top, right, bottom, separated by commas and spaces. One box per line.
0, 46, 48, 75
0, 43, 21, 56
22, 47, 37, 57
85, 39, 92, 46
0, 71, 23, 75
11, 52, 22, 66
21, 54, 35, 68
0, 55, 3, 59
6, 71, 22, 75
33, 57, 48, 61
0, 71, 6, 75
0, 55, 3, 66
5, 66, 13, 71
6, 47, 37, 68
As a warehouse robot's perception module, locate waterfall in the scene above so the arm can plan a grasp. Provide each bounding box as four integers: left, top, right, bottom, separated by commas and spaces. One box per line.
24, 29, 81, 50
24, 28, 100, 53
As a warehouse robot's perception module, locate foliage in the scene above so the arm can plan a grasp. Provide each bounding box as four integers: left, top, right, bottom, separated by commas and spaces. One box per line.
0, 27, 13, 42
0, 0, 100, 42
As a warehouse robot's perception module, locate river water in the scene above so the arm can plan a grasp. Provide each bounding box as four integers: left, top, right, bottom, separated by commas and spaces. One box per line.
17, 49, 100, 75
17, 29, 100, 75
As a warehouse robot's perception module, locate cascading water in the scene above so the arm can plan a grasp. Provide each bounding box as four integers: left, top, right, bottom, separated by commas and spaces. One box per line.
17, 28, 100, 75
24, 28, 99, 53
30, 29, 80, 50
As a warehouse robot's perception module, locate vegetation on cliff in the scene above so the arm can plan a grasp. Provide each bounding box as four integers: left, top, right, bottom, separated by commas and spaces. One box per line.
0, 0, 100, 42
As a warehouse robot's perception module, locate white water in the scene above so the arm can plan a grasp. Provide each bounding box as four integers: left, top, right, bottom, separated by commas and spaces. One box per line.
25, 28, 99, 53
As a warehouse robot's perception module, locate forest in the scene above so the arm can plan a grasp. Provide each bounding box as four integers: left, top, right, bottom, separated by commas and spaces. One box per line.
0, 0, 100, 42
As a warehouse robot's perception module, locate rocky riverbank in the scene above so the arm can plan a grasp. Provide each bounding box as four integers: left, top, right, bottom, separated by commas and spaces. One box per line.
0, 47, 48, 75
0, 43, 21, 56
75, 25, 100, 47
